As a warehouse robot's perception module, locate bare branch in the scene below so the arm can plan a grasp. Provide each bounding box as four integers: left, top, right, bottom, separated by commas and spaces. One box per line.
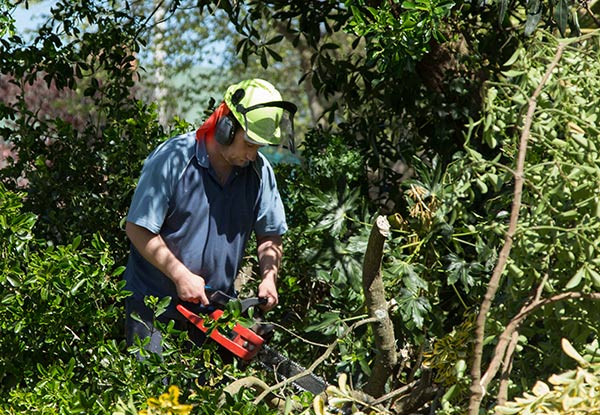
253, 317, 379, 404
497, 330, 519, 405
481, 272, 549, 392
468, 42, 566, 415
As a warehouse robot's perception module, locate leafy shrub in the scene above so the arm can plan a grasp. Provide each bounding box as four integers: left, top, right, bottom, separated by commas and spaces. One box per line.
0, 183, 144, 413
0, 186, 295, 413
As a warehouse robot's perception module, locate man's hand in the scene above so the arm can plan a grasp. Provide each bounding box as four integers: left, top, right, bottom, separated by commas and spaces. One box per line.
174, 271, 210, 306
258, 277, 278, 311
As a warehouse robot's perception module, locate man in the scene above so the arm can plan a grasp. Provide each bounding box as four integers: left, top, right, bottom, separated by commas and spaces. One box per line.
123, 78, 297, 355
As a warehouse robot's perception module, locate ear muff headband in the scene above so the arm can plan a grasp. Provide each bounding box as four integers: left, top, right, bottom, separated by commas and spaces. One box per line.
236, 100, 297, 116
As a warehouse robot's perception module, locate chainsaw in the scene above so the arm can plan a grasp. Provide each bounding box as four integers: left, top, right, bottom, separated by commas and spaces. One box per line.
176, 290, 328, 395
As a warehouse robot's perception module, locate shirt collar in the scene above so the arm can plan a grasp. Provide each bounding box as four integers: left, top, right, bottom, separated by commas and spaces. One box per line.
195, 136, 210, 168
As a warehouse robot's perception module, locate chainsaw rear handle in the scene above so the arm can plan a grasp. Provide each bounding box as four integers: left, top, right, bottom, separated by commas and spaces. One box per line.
204, 287, 267, 313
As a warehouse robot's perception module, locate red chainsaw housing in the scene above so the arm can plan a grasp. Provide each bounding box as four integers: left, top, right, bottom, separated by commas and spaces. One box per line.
176, 304, 265, 361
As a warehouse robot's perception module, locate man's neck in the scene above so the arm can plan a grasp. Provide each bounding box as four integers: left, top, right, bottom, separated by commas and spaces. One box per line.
205, 138, 232, 185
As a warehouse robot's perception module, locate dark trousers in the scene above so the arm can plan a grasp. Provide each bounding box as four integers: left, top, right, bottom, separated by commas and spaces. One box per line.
124, 296, 208, 356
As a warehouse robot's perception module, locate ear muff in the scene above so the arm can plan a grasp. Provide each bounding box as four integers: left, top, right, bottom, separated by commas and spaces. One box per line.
214, 113, 237, 146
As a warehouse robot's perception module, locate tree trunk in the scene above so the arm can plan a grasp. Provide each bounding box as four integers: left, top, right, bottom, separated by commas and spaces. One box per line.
152, 0, 168, 126
362, 215, 397, 398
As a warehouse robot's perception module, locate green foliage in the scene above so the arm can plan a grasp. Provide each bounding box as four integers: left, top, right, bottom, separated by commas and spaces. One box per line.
493, 0, 584, 37
0, 183, 131, 411
0, 2, 16, 38
477, 31, 600, 301
428, 31, 600, 410
1, 86, 171, 256
347, 0, 455, 62
0, 0, 187, 256
268, 129, 375, 383
277, 129, 370, 316
4, 0, 600, 413
0, 184, 288, 414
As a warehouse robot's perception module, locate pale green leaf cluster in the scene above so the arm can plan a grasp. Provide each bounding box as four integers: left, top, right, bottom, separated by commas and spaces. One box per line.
496, 339, 600, 414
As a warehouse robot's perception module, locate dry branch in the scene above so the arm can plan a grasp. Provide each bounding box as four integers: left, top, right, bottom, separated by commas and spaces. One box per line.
221, 376, 301, 411
253, 317, 379, 404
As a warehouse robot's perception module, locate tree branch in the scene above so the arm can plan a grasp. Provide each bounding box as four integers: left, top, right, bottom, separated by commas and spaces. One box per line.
221, 376, 302, 412
362, 215, 398, 398
468, 42, 566, 415
481, 272, 548, 393
253, 317, 379, 404
497, 330, 519, 405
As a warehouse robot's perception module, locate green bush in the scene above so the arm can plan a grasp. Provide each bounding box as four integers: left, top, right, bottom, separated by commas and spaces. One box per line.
0, 183, 136, 412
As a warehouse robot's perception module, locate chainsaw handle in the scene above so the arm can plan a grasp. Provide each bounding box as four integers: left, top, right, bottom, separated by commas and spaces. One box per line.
204, 287, 267, 314
176, 291, 272, 361
176, 305, 265, 360
240, 296, 268, 314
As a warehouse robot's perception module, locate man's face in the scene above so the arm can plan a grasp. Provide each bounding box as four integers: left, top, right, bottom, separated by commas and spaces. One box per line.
220, 128, 262, 167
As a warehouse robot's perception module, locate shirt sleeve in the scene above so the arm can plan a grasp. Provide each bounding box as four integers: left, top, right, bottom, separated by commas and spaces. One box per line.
254, 154, 288, 236
126, 136, 192, 234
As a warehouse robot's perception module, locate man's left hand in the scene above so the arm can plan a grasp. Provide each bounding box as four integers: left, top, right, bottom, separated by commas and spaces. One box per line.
257, 278, 278, 311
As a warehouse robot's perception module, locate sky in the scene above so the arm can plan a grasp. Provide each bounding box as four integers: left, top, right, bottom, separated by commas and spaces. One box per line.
12, 0, 52, 34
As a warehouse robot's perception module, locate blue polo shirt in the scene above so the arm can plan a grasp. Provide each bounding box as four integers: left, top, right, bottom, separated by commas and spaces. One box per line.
124, 131, 287, 318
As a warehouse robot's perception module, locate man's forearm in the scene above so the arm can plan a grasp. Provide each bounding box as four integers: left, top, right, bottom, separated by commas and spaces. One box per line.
257, 234, 283, 282
256, 234, 283, 309
125, 221, 209, 304
126, 221, 186, 281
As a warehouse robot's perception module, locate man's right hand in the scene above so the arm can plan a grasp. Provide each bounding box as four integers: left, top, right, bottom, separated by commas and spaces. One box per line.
175, 271, 210, 306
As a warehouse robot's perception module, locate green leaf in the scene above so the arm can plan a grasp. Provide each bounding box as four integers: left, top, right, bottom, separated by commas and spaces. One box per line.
71, 235, 82, 250
320, 42, 340, 51
265, 35, 284, 45
304, 311, 340, 332
397, 290, 431, 329
495, 405, 523, 414
155, 296, 172, 317
587, 266, 600, 289
498, 0, 509, 24
69, 278, 86, 296
565, 266, 585, 289
265, 47, 282, 62
6, 275, 20, 287
260, 49, 268, 69
554, 0, 569, 36
524, 1, 542, 36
